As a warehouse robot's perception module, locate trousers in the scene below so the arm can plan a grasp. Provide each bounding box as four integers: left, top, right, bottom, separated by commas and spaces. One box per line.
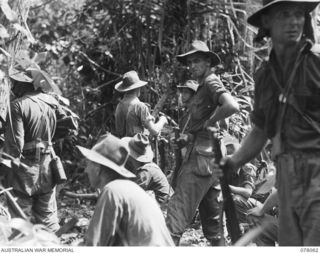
166, 149, 221, 243
276, 152, 320, 246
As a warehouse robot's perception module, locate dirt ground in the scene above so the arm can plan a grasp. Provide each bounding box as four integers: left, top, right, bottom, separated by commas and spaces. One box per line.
57, 192, 209, 246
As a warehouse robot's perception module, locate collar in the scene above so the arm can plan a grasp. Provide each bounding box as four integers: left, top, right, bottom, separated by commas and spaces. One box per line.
269, 39, 313, 65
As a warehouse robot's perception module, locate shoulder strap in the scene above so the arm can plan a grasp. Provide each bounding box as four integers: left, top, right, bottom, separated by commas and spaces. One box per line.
271, 53, 305, 134
288, 94, 320, 135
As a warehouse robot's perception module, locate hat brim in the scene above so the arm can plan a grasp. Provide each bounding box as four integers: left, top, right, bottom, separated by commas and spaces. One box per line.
121, 137, 154, 163
177, 85, 197, 92
247, 1, 319, 28
77, 146, 136, 178
176, 50, 221, 67
115, 80, 148, 92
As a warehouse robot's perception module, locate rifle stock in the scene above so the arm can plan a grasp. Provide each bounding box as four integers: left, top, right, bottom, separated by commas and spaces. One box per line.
151, 91, 172, 165
208, 127, 241, 244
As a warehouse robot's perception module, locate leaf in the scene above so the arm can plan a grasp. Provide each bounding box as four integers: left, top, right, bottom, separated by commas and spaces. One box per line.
27, 68, 62, 95
8, 67, 33, 83
0, 0, 17, 21
0, 47, 10, 57
15, 50, 39, 70
0, 24, 9, 39
12, 23, 36, 44
32, 52, 48, 64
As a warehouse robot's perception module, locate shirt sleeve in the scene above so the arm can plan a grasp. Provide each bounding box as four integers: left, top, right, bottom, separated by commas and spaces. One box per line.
239, 164, 257, 190
85, 186, 123, 246
250, 68, 266, 129
4, 101, 24, 157
136, 167, 151, 190
137, 102, 154, 127
205, 73, 228, 105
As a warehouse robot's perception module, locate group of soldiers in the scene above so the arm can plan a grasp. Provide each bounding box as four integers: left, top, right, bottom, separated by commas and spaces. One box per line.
1, 0, 320, 247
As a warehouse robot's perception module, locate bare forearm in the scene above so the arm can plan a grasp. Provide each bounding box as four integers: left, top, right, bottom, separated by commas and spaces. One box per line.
208, 93, 239, 125
231, 125, 268, 169
209, 104, 238, 125
229, 185, 252, 199
146, 117, 167, 136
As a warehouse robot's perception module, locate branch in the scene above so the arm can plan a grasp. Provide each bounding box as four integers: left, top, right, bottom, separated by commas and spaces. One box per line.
61, 190, 99, 200
79, 51, 121, 77
30, 0, 55, 10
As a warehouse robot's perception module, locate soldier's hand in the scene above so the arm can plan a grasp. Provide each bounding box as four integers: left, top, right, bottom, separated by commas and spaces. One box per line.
177, 133, 189, 146
247, 205, 264, 217
159, 115, 168, 125
219, 156, 237, 173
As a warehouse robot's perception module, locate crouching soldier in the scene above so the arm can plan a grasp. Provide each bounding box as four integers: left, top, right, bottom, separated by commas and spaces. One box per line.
77, 133, 174, 246
122, 133, 173, 210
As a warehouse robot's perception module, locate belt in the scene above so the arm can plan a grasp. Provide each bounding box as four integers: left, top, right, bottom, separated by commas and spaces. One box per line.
23, 139, 52, 151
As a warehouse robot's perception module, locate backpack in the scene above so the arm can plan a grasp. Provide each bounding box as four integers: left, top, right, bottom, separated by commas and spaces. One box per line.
37, 94, 79, 140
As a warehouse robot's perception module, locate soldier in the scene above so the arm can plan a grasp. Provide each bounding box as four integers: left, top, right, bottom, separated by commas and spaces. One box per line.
176, 80, 198, 140
77, 133, 174, 246
170, 80, 198, 189
122, 133, 173, 210
114, 70, 168, 138
3, 69, 63, 232
166, 40, 239, 246
221, 0, 320, 246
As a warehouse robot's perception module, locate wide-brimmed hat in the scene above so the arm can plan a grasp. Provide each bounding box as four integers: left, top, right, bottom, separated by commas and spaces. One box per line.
247, 0, 320, 28
9, 67, 62, 95
121, 133, 154, 163
77, 133, 136, 178
177, 80, 199, 92
115, 71, 148, 92
176, 40, 221, 67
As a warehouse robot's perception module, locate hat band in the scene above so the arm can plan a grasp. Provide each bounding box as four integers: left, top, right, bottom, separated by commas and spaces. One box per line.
129, 140, 148, 157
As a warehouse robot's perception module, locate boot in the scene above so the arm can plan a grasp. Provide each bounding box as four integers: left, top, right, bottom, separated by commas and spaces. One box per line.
209, 236, 225, 246
171, 234, 181, 246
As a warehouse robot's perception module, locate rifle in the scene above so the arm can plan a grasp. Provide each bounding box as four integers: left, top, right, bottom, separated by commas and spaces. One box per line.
208, 127, 242, 244
170, 126, 182, 190
151, 91, 174, 165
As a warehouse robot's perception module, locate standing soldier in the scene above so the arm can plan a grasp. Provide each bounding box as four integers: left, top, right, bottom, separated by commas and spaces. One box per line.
177, 80, 199, 136
170, 80, 198, 189
4, 69, 63, 232
222, 0, 320, 246
166, 40, 239, 246
114, 70, 168, 138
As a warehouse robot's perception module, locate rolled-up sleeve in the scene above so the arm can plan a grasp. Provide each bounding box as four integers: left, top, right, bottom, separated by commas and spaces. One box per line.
137, 102, 154, 127
205, 74, 228, 105
239, 164, 257, 190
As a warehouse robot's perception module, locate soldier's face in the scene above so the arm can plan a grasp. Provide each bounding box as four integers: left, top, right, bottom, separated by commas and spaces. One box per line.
187, 53, 211, 79
180, 88, 194, 104
262, 3, 305, 46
